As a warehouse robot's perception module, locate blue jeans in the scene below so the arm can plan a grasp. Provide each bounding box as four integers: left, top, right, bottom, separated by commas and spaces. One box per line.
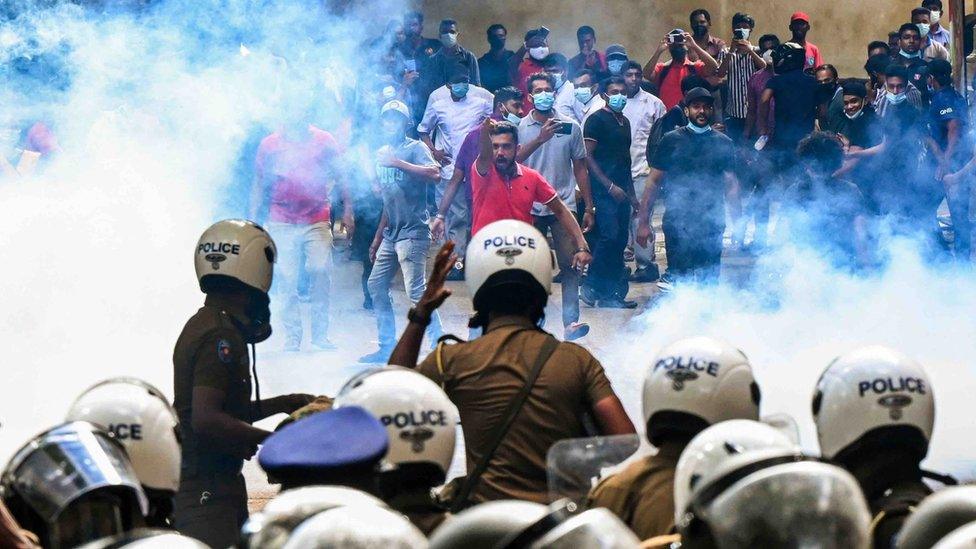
267, 222, 332, 345
368, 237, 443, 347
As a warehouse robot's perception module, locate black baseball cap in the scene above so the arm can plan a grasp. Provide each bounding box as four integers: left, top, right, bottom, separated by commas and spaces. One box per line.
684, 87, 715, 104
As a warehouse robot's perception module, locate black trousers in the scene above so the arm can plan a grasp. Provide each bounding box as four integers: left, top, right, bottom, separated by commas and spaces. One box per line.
174, 472, 248, 548
586, 192, 631, 300
663, 212, 724, 283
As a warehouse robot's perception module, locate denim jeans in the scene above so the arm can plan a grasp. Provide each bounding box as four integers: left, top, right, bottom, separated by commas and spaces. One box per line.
267, 221, 332, 345
534, 214, 581, 327
629, 174, 655, 267
436, 177, 470, 259
368, 237, 443, 347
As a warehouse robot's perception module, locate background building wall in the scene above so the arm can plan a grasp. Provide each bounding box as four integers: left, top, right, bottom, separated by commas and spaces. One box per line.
418, 0, 925, 77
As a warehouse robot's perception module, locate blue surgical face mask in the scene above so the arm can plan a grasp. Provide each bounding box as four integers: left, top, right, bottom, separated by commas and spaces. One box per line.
575, 87, 594, 104
552, 73, 565, 89
916, 23, 931, 38
899, 48, 921, 59
608, 59, 626, 74
686, 121, 712, 134
886, 90, 908, 104
450, 82, 469, 98
532, 91, 556, 111
607, 93, 627, 112
504, 111, 521, 125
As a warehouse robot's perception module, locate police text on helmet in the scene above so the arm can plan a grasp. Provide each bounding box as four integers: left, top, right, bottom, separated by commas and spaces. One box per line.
857, 377, 926, 397
380, 410, 448, 429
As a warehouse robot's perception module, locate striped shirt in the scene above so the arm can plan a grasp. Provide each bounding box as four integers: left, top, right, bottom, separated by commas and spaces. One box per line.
873, 84, 924, 118
718, 47, 760, 119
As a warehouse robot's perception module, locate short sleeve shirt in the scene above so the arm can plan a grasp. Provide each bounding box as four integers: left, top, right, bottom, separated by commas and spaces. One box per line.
376, 138, 438, 241
255, 126, 340, 225
478, 50, 515, 93
173, 298, 253, 476
804, 42, 824, 70
651, 127, 735, 224
622, 89, 667, 178
929, 87, 970, 168
584, 108, 634, 195
469, 162, 557, 235
652, 60, 706, 110
517, 113, 586, 215
765, 70, 818, 148
417, 316, 615, 504
417, 85, 493, 179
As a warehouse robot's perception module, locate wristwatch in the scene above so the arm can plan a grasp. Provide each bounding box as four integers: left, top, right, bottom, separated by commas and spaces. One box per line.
585, 206, 596, 215
408, 307, 432, 326
435, 213, 446, 220
575, 247, 591, 254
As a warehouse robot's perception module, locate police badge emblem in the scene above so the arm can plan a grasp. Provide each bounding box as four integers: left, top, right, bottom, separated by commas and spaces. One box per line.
400, 427, 435, 452
666, 369, 698, 391
496, 247, 523, 266
217, 339, 234, 364
878, 394, 912, 420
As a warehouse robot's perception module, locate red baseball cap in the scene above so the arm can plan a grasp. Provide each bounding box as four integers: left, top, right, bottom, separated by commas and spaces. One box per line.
791, 11, 810, 23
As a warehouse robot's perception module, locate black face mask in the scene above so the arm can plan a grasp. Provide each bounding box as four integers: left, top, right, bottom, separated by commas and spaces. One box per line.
243, 291, 272, 343
488, 36, 505, 49
693, 24, 708, 37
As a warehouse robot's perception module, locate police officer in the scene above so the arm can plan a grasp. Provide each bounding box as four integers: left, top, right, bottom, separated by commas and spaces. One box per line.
388, 220, 636, 507
897, 486, 976, 549
428, 500, 549, 549
66, 378, 181, 528
240, 485, 388, 549
587, 336, 761, 539
813, 345, 945, 549
173, 220, 314, 548
1, 421, 148, 549
282, 504, 428, 549
334, 367, 458, 534
258, 406, 389, 492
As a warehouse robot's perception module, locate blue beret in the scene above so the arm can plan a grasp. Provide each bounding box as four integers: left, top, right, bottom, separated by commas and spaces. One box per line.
259, 406, 388, 480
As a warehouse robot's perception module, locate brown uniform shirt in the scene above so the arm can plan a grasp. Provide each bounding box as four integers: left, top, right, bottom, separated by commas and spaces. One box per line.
586, 444, 683, 540
417, 315, 615, 504
173, 295, 254, 478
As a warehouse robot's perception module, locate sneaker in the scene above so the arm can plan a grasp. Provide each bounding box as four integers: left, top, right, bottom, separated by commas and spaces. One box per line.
597, 298, 638, 309
656, 272, 675, 293
311, 338, 338, 351
564, 322, 590, 341
358, 346, 394, 364
445, 267, 465, 281
630, 264, 660, 283
283, 338, 301, 352
623, 247, 635, 262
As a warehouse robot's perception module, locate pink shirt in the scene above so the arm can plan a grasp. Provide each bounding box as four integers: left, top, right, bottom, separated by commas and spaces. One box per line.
804, 42, 823, 70
470, 162, 557, 235
256, 126, 340, 225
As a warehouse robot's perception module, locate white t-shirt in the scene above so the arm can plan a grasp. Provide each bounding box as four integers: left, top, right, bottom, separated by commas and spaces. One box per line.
554, 80, 577, 122
622, 89, 666, 179
576, 94, 605, 125
417, 84, 493, 179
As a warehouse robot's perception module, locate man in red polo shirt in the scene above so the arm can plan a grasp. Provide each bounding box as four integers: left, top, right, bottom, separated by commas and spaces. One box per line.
469, 118, 592, 271
788, 11, 823, 70
250, 120, 354, 352
644, 29, 719, 110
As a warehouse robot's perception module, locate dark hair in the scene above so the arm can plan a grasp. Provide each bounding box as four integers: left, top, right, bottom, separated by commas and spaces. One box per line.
577, 25, 596, 39
867, 40, 890, 55
623, 60, 643, 74
911, 7, 932, 19
732, 12, 755, 28
690, 8, 712, 24
758, 34, 781, 48
439, 19, 458, 30
403, 10, 422, 23
574, 68, 596, 82
815, 64, 839, 79
541, 53, 568, 70
841, 80, 868, 98
797, 132, 845, 175
899, 23, 921, 37
489, 120, 519, 143
449, 69, 470, 83
922, 0, 943, 9
889, 30, 901, 40
492, 86, 523, 109
681, 74, 708, 94
886, 64, 910, 82
486, 23, 506, 36
526, 71, 556, 91
865, 53, 892, 76
524, 29, 543, 42
600, 75, 626, 94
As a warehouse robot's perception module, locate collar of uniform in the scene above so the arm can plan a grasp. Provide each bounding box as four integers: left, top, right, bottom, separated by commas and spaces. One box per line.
485, 314, 537, 333
204, 293, 252, 325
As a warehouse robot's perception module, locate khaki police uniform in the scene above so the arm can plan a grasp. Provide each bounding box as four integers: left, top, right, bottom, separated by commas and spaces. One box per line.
417, 315, 616, 504
587, 443, 682, 540
172, 295, 255, 548
868, 479, 932, 549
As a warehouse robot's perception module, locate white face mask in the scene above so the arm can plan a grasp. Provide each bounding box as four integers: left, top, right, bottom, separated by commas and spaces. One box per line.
529, 46, 550, 60
844, 108, 865, 120
916, 23, 931, 39
930, 10, 941, 24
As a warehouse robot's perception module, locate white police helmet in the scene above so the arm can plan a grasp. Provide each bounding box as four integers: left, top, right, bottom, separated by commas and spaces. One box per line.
673, 419, 796, 525
679, 459, 871, 549
282, 504, 427, 549
335, 367, 458, 484
241, 486, 387, 549
813, 345, 934, 463
641, 337, 760, 445
428, 500, 549, 549
896, 486, 976, 549
195, 219, 276, 294
77, 529, 209, 548
932, 521, 976, 549
465, 220, 553, 311
66, 378, 181, 494
527, 508, 640, 548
